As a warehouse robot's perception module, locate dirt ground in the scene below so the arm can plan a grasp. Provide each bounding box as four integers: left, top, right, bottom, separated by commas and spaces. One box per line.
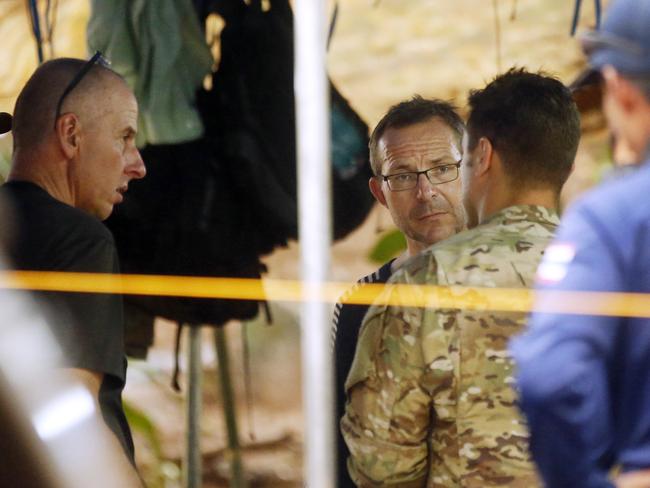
0, 0, 615, 486
124, 312, 304, 487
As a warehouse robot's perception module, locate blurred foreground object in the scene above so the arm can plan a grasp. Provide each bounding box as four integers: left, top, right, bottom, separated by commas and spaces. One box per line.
0, 270, 140, 487
512, 1, 650, 486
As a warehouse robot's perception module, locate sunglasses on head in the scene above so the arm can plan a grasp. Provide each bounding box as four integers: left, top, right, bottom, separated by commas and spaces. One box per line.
53, 51, 110, 128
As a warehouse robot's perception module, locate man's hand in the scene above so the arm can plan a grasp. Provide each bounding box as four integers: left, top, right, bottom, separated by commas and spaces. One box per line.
616, 469, 650, 488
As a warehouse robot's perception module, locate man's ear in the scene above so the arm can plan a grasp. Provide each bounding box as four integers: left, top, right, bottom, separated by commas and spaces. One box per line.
369, 176, 388, 207
603, 65, 640, 113
602, 65, 620, 93
55, 113, 81, 159
474, 137, 493, 177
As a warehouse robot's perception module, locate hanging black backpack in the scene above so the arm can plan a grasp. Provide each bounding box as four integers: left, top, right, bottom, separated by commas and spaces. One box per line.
197, 0, 374, 256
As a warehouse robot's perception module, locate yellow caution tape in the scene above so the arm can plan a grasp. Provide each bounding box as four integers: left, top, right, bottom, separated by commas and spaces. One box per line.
0, 271, 648, 318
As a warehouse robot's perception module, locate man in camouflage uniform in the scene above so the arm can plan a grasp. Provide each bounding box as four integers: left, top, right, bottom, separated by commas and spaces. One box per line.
341, 68, 581, 487
334, 96, 466, 488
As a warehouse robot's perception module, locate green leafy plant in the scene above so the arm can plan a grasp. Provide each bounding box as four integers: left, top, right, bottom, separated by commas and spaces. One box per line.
123, 399, 169, 488
0, 137, 11, 182
368, 229, 406, 264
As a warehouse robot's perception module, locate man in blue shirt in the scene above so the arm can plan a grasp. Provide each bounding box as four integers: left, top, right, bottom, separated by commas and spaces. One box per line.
511, 1, 650, 487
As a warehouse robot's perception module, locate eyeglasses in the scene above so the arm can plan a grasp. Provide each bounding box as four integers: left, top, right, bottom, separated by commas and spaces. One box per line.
381, 162, 461, 191
53, 51, 110, 128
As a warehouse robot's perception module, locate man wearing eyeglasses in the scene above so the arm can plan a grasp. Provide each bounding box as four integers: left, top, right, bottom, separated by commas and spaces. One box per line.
511, 1, 650, 487
333, 96, 466, 487
0, 56, 145, 476
341, 68, 580, 487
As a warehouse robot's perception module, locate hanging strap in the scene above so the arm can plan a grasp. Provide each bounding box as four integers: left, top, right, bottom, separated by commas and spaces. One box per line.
510, 0, 518, 21
27, 0, 44, 64
594, 0, 602, 30
44, 0, 59, 58
171, 322, 183, 392
327, 1, 339, 51
571, 0, 602, 36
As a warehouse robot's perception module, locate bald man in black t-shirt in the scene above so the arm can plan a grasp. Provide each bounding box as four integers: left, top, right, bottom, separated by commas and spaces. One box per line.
0, 56, 145, 477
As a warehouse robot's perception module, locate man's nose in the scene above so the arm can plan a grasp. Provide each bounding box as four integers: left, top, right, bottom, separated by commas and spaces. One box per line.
126, 148, 146, 180
415, 171, 437, 199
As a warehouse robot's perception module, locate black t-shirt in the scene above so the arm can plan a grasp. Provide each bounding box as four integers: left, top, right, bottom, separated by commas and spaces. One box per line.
332, 259, 394, 487
0, 180, 135, 463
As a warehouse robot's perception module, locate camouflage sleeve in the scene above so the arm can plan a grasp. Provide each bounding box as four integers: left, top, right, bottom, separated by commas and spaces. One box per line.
340, 277, 432, 487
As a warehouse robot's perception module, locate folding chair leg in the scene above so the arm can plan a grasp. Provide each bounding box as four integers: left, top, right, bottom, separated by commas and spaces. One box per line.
214, 326, 246, 487
184, 324, 203, 488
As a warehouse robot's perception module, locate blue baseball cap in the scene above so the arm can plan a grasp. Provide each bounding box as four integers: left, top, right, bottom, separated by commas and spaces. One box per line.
581, 0, 650, 75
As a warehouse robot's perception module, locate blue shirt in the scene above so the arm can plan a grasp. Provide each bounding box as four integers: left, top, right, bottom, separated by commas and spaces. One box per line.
511, 162, 650, 488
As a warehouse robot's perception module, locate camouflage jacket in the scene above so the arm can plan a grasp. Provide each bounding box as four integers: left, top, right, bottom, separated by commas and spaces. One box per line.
341, 205, 559, 487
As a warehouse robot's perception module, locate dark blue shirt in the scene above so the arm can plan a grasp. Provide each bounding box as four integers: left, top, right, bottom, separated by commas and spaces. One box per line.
511, 162, 650, 487
332, 259, 394, 487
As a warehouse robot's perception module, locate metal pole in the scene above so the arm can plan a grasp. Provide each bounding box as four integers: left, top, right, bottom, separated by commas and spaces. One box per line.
294, 1, 334, 487
214, 327, 246, 487
184, 325, 203, 488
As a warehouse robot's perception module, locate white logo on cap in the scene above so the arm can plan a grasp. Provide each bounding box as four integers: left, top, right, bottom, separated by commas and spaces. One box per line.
537, 242, 576, 284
